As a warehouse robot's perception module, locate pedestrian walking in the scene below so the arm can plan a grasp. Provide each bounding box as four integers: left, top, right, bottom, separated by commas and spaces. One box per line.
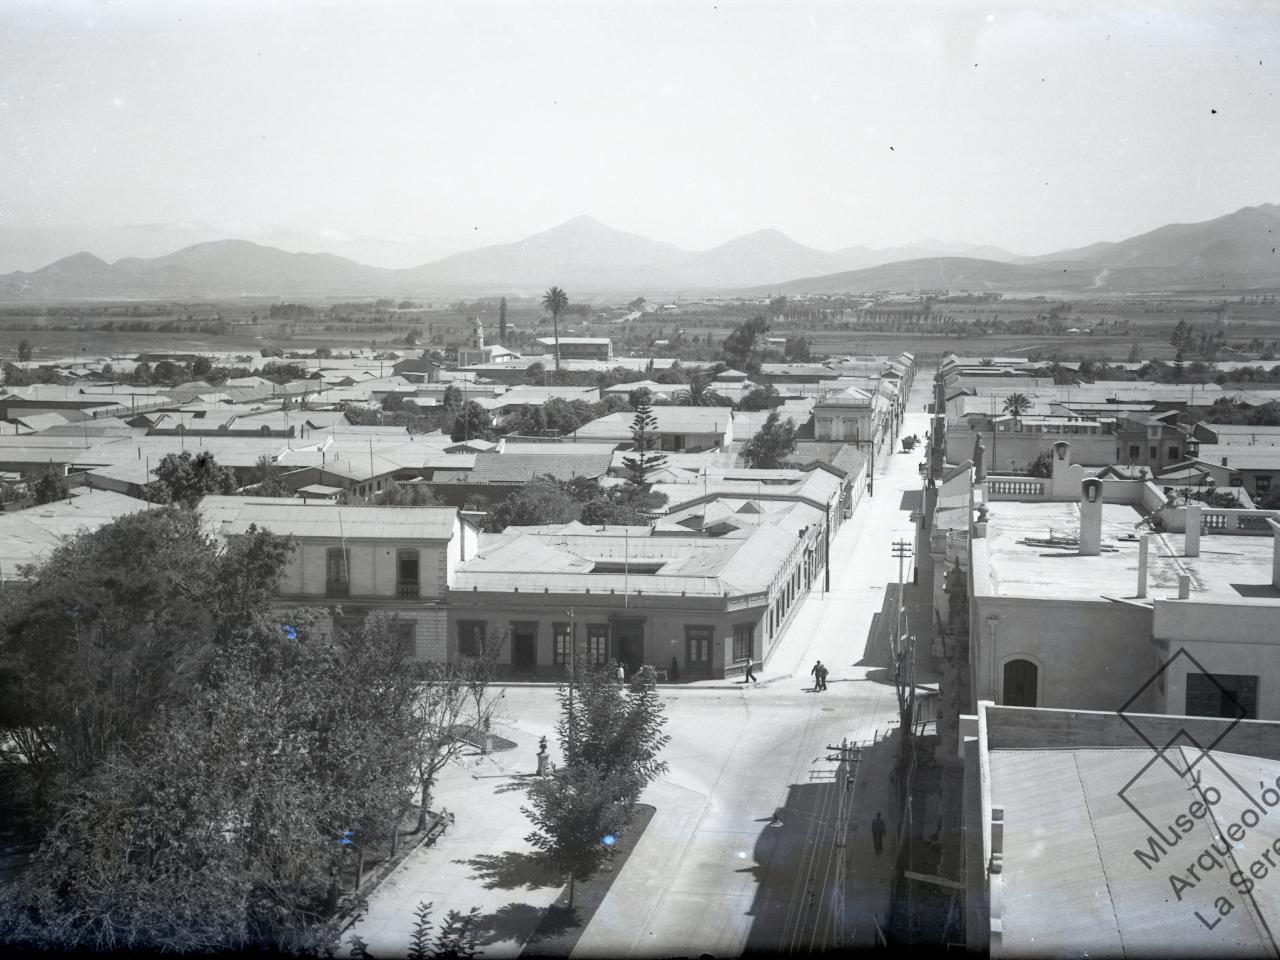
535, 735, 549, 776
871, 811, 886, 855
810, 660, 823, 691
743, 661, 758, 683
817, 663, 829, 691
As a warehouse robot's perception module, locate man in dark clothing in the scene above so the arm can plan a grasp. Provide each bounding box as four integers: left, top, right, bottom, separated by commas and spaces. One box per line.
817, 663, 829, 691
810, 660, 823, 691
871, 811, 886, 854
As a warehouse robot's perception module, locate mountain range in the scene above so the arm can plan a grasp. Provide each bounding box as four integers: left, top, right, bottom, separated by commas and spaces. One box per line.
2, 205, 1278, 300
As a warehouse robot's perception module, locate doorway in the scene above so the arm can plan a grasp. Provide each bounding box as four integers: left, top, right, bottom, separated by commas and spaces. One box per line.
512, 623, 537, 673
1002, 659, 1038, 707
614, 621, 644, 676
685, 626, 713, 680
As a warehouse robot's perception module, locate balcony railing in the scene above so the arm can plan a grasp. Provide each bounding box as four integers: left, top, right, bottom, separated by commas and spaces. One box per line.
396, 580, 420, 599
325, 579, 350, 598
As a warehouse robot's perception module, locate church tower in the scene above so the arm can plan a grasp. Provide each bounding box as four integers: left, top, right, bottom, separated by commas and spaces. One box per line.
470, 316, 485, 351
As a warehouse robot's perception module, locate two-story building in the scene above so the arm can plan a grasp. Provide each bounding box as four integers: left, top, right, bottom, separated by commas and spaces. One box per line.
198, 497, 480, 659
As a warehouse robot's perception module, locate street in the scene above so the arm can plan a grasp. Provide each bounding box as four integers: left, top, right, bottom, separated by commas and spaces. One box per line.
347, 382, 936, 957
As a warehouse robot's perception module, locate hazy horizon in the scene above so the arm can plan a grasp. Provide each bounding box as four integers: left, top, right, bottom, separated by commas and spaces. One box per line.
2, 0, 1277, 273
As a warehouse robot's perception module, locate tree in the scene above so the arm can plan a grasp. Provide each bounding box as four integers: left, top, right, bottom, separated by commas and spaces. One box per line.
1026, 450, 1054, 478
404, 330, 420, 347
498, 297, 508, 344
17, 339, 32, 362
621, 399, 668, 482
442, 384, 464, 414
450, 400, 494, 442
627, 297, 646, 311
146, 450, 237, 507
722, 316, 769, 374
250, 454, 291, 497
0, 510, 433, 952
541, 286, 570, 373
192, 355, 213, 377
365, 480, 441, 506
409, 632, 504, 832
484, 476, 581, 531
571, 480, 665, 526
738, 383, 779, 412
628, 386, 653, 410
1002, 393, 1031, 416
28, 465, 69, 504
521, 664, 669, 908
784, 335, 811, 362
741, 411, 797, 468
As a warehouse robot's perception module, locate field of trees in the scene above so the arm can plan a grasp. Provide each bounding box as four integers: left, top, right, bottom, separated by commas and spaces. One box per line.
3, 293, 1280, 370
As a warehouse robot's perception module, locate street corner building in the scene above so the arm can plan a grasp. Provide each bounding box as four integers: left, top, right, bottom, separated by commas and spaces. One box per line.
447, 512, 827, 681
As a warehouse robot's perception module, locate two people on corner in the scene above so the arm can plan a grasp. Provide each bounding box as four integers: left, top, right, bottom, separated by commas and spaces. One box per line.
811, 660, 828, 691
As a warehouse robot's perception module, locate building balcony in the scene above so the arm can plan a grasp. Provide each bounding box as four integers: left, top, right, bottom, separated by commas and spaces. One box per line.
397, 580, 421, 599
325, 580, 350, 598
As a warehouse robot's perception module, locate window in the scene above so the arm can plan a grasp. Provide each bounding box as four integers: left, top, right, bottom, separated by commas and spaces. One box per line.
458, 619, 486, 657
733, 623, 754, 663
587, 624, 610, 665
326, 547, 350, 597
1149, 446, 1158, 460
1128, 444, 1141, 460
1169, 446, 1180, 462
553, 622, 573, 666
1256, 475, 1272, 495
396, 549, 420, 598
1186, 673, 1257, 720
396, 620, 416, 658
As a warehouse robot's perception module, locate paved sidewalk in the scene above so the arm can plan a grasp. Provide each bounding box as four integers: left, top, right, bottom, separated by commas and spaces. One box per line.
341, 725, 564, 958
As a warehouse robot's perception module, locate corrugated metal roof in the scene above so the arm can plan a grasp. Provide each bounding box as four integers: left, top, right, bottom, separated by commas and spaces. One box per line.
197, 497, 457, 540
465, 448, 615, 483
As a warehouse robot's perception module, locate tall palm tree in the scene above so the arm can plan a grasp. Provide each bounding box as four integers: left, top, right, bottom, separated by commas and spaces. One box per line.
1003, 392, 1031, 417
541, 286, 569, 373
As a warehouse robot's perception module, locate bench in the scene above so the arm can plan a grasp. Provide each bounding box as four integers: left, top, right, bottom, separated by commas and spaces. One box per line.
423, 810, 455, 848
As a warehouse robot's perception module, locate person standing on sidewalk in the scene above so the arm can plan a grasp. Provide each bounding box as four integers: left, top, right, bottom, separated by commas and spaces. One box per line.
810, 660, 823, 691
871, 811, 886, 855
817, 663, 829, 691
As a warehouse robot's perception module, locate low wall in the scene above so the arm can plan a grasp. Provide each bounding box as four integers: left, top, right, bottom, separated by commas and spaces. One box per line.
983, 703, 1280, 759
1158, 505, 1280, 535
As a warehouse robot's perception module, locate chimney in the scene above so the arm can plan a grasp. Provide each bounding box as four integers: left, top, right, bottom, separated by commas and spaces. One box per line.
1178, 574, 1191, 600
1137, 533, 1150, 598
1079, 478, 1103, 556
1185, 504, 1202, 558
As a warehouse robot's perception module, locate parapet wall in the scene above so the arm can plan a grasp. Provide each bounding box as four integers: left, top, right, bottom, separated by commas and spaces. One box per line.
983, 703, 1280, 760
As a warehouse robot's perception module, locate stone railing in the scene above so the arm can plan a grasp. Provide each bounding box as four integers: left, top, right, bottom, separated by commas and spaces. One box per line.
1159, 505, 1280, 535
984, 476, 1048, 500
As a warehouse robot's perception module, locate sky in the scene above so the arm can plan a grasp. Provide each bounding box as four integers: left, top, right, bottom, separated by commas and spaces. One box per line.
1, 0, 1278, 272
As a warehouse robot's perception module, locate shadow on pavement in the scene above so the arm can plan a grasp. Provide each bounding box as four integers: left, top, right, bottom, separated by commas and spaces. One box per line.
741, 735, 901, 953
454, 851, 563, 891
473, 901, 578, 948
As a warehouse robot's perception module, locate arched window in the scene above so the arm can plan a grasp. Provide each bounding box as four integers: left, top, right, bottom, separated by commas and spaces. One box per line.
1002, 659, 1038, 707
